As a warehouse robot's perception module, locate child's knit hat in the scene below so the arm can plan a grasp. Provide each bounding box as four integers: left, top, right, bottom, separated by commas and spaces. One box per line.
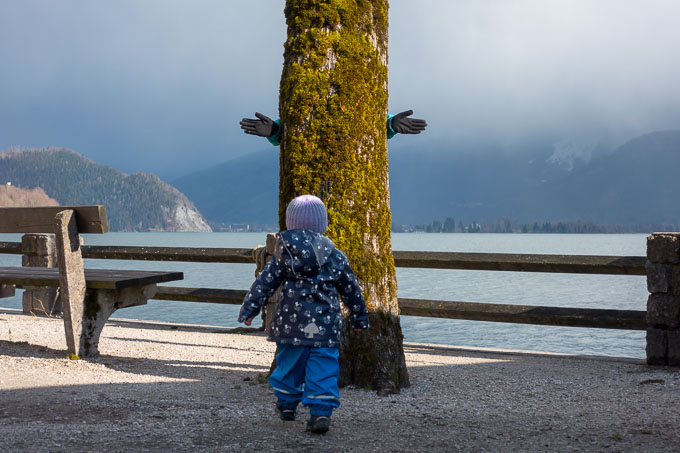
286, 194, 328, 233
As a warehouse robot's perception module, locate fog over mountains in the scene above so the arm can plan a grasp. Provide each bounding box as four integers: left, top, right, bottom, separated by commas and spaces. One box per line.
173, 130, 680, 229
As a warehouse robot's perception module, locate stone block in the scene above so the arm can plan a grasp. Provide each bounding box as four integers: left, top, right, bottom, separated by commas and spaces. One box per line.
672, 266, 680, 297
21, 233, 59, 315
668, 330, 680, 366
22, 254, 52, 267
22, 287, 60, 316
21, 233, 56, 256
646, 328, 668, 365
21, 234, 56, 268
647, 233, 680, 264
0, 284, 15, 298
646, 261, 671, 293
647, 294, 680, 328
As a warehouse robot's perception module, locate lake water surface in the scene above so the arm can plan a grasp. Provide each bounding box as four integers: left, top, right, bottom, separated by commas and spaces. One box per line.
0, 232, 649, 359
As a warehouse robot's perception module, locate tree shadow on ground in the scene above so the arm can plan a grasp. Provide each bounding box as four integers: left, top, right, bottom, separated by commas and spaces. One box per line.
2, 336, 679, 453
0, 338, 270, 379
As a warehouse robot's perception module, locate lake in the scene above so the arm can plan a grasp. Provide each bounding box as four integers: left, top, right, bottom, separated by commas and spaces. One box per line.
0, 232, 649, 359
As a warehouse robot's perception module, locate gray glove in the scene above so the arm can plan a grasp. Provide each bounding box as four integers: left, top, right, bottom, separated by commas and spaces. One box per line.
240, 112, 279, 137
390, 110, 427, 134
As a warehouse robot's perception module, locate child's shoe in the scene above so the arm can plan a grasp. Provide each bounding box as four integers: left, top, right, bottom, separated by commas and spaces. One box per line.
276, 402, 296, 421
306, 415, 331, 434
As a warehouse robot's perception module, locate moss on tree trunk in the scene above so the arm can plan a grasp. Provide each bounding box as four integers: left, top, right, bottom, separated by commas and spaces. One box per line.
279, 0, 409, 392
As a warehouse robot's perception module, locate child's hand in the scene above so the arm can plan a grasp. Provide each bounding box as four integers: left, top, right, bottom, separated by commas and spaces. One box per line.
390, 110, 427, 134
244, 316, 255, 326
239, 112, 279, 138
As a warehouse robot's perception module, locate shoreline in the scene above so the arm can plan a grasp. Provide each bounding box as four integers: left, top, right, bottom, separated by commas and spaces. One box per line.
1, 310, 678, 452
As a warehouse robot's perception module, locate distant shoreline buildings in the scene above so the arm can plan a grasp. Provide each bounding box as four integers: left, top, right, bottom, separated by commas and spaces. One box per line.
392, 218, 679, 234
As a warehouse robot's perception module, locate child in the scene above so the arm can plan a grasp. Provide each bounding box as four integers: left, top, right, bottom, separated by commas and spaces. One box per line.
238, 194, 369, 434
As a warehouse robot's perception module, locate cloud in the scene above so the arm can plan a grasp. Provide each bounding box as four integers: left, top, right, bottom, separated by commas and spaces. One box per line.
0, 1, 286, 177
388, 0, 680, 147
1, 1, 679, 178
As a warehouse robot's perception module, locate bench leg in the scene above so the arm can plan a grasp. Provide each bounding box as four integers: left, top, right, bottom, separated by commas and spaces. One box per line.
78, 285, 157, 357
54, 210, 87, 356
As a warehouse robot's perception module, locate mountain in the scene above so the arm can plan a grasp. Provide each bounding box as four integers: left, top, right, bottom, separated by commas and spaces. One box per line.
172, 130, 680, 229
393, 130, 680, 227
172, 149, 279, 227
547, 130, 680, 225
0, 184, 59, 207
172, 143, 548, 226
0, 148, 212, 232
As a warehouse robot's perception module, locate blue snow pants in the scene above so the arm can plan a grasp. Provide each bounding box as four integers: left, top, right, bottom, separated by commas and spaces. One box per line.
269, 344, 340, 417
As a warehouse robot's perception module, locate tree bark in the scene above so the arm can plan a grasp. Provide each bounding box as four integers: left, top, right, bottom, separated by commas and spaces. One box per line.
279, 0, 408, 393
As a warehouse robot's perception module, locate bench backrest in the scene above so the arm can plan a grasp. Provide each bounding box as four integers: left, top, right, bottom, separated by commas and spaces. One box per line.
0, 205, 109, 234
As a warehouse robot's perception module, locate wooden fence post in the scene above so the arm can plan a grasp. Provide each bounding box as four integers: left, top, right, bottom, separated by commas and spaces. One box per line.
646, 233, 680, 365
21, 233, 60, 316
263, 233, 278, 332
251, 233, 278, 331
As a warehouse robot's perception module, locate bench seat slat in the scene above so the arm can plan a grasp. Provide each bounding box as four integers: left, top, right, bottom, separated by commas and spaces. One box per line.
0, 266, 183, 290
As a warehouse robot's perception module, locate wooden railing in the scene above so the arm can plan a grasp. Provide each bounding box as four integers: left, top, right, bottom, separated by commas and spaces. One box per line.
0, 240, 648, 330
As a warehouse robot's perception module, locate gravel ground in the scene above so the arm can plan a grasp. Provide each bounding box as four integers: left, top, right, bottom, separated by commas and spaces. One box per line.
1, 309, 679, 453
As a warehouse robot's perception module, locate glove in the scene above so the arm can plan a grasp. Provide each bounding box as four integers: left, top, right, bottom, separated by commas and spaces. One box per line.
239, 112, 280, 138
389, 110, 427, 134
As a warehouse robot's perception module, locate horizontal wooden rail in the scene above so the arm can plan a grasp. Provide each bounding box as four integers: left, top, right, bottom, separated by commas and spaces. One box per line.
392, 251, 646, 275
81, 245, 255, 263
151, 286, 647, 330
153, 286, 247, 304
0, 242, 22, 254
397, 298, 646, 330
0, 243, 254, 262
0, 242, 648, 275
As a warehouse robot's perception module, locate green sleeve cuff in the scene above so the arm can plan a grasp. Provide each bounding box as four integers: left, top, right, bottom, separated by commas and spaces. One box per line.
386, 115, 397, 139
266, 119, 281, 146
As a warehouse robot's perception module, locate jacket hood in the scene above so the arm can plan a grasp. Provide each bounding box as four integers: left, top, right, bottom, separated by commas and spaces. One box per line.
274, 229, 336, 278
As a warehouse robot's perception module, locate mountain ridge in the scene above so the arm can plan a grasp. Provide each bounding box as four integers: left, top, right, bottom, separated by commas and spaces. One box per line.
172, 130, 680, 228
0, 148, 212, 232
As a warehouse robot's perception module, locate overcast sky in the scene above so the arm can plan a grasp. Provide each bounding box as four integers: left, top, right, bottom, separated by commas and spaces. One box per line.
1, 1, 679, 179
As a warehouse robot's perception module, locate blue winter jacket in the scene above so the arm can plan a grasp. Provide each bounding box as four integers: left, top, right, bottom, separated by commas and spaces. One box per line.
238, 229, 369, 348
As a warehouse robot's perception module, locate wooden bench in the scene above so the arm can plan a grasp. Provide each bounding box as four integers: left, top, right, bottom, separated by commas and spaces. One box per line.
0, 206, 183, 357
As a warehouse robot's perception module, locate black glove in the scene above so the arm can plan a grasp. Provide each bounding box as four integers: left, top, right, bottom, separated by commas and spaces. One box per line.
239, 112, 279, 138
390, 110, 427, 134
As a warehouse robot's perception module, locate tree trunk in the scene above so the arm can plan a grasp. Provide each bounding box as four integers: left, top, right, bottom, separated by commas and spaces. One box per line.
278, 0, 408, 393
